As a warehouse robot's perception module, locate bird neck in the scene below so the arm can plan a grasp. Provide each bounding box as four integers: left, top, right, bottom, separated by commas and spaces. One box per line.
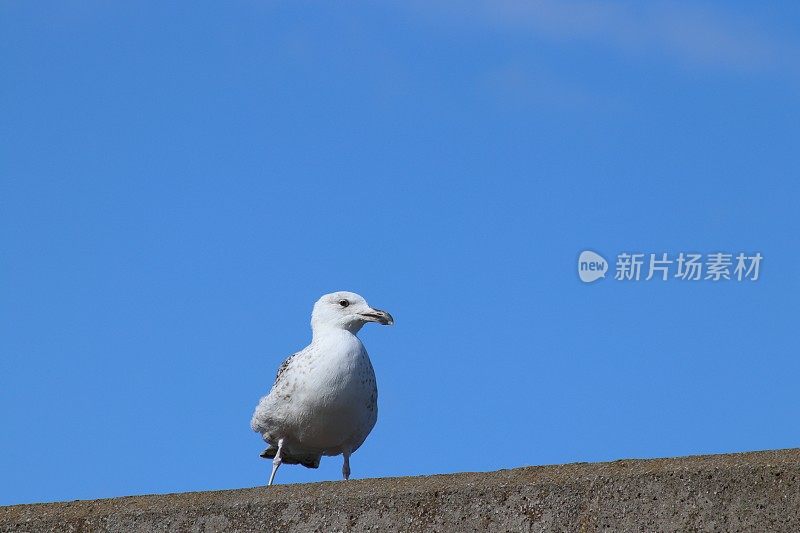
311, 325, 362, 345
310, 316, 366, 339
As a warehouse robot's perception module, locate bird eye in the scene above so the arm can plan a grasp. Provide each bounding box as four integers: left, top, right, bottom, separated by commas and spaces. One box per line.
339, 299, 350, 308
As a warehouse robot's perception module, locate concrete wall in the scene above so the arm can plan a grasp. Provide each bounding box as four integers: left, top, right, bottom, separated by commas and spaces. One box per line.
2, 448, 799, 532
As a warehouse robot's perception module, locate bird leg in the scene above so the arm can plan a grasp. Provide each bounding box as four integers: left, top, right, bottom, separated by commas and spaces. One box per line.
342, 451, 351, 480
268, 438, 284, 486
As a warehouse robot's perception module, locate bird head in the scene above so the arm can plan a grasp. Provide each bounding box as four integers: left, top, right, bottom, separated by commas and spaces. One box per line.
311, 291, 394, 335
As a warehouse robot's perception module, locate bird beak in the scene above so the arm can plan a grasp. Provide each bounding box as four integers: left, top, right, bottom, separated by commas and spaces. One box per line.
360, 308, 394, 326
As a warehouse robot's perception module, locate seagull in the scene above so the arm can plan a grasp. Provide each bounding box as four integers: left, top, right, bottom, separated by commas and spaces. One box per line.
250, 291, 394, 486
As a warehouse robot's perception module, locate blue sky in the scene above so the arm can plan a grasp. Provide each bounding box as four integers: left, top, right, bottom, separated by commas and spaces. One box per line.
1, 1, 799, 505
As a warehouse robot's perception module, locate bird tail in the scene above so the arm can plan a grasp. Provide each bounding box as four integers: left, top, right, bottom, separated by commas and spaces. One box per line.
260, 446, 321, 469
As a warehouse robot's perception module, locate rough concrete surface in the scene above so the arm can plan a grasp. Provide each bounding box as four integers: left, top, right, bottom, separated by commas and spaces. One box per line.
2, 448, 799, 532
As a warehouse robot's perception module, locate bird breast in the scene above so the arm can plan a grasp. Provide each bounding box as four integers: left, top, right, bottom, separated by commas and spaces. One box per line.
269, 332, 378, 454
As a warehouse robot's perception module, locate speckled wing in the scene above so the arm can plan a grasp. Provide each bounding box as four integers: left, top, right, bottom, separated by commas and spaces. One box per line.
250, 352, 299, 434
273, 352, 298, 388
